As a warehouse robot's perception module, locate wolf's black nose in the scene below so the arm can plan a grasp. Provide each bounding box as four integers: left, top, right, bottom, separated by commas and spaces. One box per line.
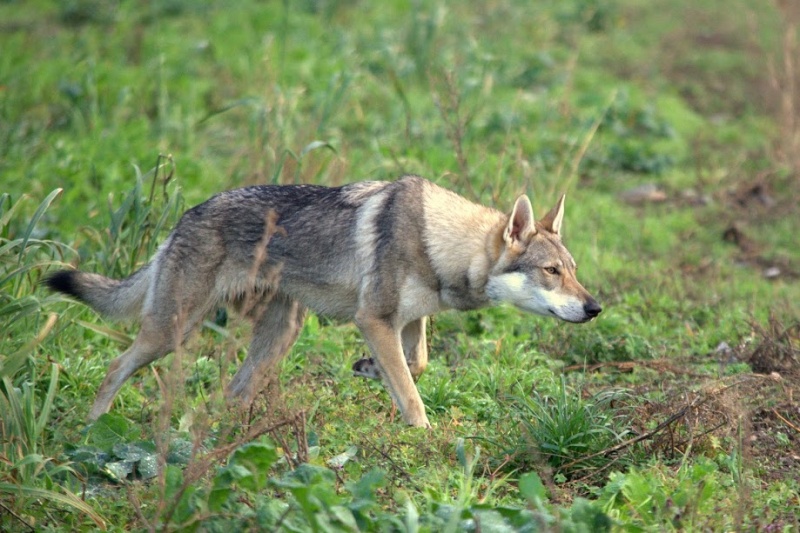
584, 300, 602, 318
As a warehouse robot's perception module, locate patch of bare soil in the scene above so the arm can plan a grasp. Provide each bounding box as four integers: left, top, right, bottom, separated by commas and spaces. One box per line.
747, 389, 800, 528
608, 370, 797, 526
636, 373, 791, 460
568, 315, 799, 523
750, 401, 800, 480
633, 316, 799, 470
745, 315, 800, 498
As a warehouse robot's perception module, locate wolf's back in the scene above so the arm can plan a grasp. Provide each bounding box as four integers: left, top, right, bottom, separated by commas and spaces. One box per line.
45, 264, 153, 321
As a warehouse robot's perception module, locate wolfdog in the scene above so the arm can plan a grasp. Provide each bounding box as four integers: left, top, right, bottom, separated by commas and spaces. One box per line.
46, 176, 601, 427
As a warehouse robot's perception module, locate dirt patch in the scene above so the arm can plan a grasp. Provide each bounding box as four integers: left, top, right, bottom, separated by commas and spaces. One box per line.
750, 402, 800, 481
724, 171, 799, 222
634, 316, 798, 467
644, 319, 798, 497
636, 374, 780, 458
562, 313, 800, 509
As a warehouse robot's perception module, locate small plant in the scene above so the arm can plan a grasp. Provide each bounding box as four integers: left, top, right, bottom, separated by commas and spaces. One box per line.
510, 377, 631, 478
555, 0, 615, 33
64, 413, 192, 484
420, 370, 472, 415
402, 439, 613, 532
91, 155, 184, 278
585, 89, 677, 174
519, 471, 613, 532
0, 189, 71, 330
0, 365, 107, 529
155, 438, 389, 530
597, 459, 731, 531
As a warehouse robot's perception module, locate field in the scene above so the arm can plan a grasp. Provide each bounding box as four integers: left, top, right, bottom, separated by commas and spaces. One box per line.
2, 0, 799, 530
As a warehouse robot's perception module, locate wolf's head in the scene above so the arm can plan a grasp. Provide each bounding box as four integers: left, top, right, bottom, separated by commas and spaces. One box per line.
486, 194, 601, 323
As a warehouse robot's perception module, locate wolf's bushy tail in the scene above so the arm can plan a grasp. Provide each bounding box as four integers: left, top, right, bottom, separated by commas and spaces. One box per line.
45, 263, 153, 321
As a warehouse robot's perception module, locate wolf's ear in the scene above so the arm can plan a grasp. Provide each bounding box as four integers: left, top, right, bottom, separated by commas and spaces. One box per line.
504, 195, 537, 246
540, 194, 565, 236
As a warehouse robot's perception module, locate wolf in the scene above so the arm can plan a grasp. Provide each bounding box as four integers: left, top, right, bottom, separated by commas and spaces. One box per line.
45, 175, 601, 427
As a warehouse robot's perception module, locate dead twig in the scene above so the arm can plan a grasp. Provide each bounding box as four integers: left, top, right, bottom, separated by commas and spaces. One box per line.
562, 359, 707, 378
126, 483, 151, 532
360, 438, 419, 491
0, 500, 35, 532
293, 410, 308, 464
772, 408, 800, 434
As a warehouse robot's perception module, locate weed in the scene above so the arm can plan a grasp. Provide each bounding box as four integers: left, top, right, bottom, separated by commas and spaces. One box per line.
431, 69, 473, 188
97, 155, 183, 277
508, 376, 631, 479
586, 89, 678, 174
0, 188, 107, 527
1, 365, 107, 529
0, 190, 70, 326
597, 459, 738, 531
420, 370, 472, 415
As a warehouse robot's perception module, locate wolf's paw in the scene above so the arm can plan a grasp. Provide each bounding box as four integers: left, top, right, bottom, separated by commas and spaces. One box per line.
352, 357, 381, 379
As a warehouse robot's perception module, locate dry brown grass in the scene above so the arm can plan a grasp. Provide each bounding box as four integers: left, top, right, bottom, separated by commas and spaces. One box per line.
768, 0, 800, 177
748, 313, 800, 378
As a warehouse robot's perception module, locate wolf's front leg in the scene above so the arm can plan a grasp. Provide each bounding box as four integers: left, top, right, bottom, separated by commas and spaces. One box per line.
355, 311, 431, 428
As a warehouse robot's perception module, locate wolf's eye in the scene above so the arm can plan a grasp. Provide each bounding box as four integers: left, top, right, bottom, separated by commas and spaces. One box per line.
544, 266, 559, 275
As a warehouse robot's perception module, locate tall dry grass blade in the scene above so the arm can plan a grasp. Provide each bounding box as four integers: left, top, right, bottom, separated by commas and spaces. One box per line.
0, 483, 107, 529
768, 1, 800, 175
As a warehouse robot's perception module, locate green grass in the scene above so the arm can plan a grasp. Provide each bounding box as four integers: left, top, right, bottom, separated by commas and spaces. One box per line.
2, 0, 799, 530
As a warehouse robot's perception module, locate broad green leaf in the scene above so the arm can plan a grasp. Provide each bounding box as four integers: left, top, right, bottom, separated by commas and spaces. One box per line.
104, 460, 134, 482
519, 472, 547, 505
229, 441, 278, 492
86, 413, 137, 452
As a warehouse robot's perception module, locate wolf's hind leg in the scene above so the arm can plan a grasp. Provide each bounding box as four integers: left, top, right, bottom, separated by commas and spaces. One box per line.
88, 310, 206, 420
401, 317, 428, 379
353, 317, 428, 381
88, 270, 215, 421
225, 294, 306, 406
89, 316, 173, 420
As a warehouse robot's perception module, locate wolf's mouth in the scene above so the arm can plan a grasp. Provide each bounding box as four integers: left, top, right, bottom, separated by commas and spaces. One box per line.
549, 308, 598, 324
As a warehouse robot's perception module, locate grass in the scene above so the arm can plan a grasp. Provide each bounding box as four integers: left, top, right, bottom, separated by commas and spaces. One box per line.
1, 0, 799, 530
510, 377, 632, 478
